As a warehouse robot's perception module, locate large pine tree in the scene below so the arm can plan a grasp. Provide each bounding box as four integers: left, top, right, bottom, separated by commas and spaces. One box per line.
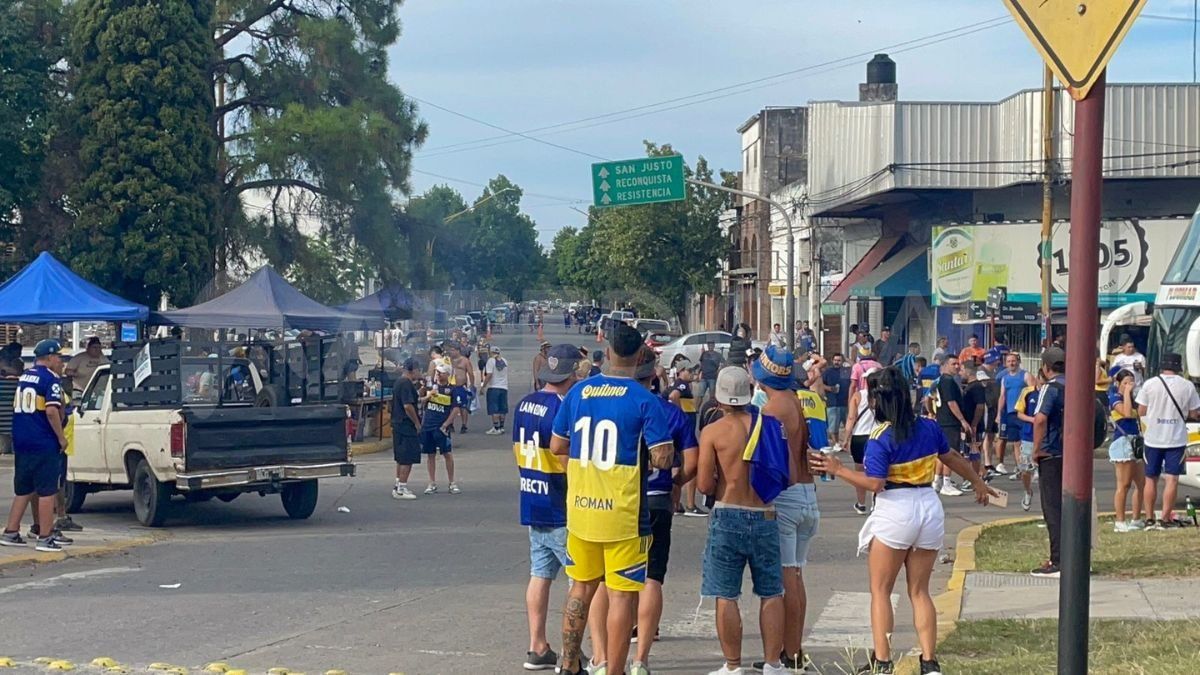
70, 0, 220, 307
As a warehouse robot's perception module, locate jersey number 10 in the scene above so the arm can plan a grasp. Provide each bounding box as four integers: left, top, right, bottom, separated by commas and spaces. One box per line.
574, 416, 618, 471
13, 387, 39, 414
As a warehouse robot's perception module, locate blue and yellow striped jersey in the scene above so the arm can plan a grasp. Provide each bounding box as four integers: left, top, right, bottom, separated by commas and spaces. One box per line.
512, 390, 567, 528
863, 418, 948, 487
796, 388, 827, 449
12, 365, 64, 454
552, 375, 672, 542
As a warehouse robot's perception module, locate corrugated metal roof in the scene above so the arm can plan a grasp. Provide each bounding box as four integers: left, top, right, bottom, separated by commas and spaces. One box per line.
808, 84, 1200, 215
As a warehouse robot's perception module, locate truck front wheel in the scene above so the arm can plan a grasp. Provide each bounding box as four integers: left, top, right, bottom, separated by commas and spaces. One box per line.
280, 480, 319, 520
133, 459, 172, 527
64, 481, 88, 514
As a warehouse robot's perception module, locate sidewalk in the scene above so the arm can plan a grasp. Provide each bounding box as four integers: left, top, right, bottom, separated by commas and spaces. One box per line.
0, 524, 165, 570
961, 571, 1198, 621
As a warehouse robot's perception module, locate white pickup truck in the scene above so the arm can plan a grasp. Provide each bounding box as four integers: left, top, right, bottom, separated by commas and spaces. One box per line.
66, 342, 355, 526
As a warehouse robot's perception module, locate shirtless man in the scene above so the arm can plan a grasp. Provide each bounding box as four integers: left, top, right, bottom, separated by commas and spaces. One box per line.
697, 366, 787, 675
446, 342, 476, 433
751, 347, 816, 671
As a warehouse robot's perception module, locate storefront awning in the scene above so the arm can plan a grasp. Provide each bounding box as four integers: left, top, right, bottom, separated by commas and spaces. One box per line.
847, 245, 928, 299
825, 235, 902, 304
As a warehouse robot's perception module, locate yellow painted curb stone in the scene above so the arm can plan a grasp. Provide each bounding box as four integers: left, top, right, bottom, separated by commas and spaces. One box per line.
895, 515, 1042, 675
324, 670, 348, 675
203, 664, 230, 673
0, 658, 13, 668
90, 658, 119, 669
33, 658, 55, 665
47, 661, 74, 671
268, 668, 290, 674
225, 670, 248, 675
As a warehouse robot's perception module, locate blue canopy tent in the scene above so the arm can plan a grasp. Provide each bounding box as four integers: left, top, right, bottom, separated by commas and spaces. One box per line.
337, 286, 435, 322
0, 252, 149, 323
150, 266, 384, 332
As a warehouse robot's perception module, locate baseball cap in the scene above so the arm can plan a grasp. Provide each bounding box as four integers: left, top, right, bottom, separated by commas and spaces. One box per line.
33, 339, 62, 358
539, 340, 551, 349
540, 344, 582, 384
435, 363, 452, 375
975, 370, 990, 381
1162, 352, 1183, 371
634, 345, 658, 381
982, 351, 1001, 366
715, 366, 754, 406
490, 345, 501, 354
1041, 346, 1066, 370
752, 344, 795, 391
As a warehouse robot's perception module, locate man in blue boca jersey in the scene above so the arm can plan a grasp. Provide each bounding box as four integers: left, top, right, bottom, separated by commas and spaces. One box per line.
1, 340, 70, 552
512, 344, 580, 671
589, 345, 697, 675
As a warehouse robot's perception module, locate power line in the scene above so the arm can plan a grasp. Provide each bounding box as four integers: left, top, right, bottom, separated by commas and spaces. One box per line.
411, 169, 588, 203
415, 16, 1012, 159
409, 96, 609, 161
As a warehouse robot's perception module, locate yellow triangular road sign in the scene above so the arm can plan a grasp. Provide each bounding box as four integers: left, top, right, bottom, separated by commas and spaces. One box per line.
1003, 0, 1147, 101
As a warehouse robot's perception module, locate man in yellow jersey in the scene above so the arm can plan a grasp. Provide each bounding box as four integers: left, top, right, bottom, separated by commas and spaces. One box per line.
550, 323, 674, 675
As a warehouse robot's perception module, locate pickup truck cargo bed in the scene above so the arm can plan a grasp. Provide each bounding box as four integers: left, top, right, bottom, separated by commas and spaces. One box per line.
181, 406, 347, 472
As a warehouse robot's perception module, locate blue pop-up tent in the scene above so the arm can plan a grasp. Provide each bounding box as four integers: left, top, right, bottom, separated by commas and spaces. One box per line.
150, 266, 384, 332
337, 286, 435, 322
0, 252, 149, 323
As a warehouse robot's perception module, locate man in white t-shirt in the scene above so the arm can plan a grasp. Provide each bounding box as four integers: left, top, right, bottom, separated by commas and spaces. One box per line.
483, 346, 510, 435
1111, 338, 1147, 386
1135, 352, 1200, 528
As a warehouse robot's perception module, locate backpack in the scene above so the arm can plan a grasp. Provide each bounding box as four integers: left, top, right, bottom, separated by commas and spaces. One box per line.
1047, 381, 1109, 449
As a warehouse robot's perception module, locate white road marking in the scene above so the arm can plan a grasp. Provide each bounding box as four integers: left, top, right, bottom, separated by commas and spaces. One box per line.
804, 591, 898, 649
0, 567, 139, 595
414, 649, 489, 657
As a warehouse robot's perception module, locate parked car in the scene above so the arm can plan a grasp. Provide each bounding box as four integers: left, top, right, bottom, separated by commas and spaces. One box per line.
631, 318, 672, 336
644, 330, 681, 352
656, 331, 733, 365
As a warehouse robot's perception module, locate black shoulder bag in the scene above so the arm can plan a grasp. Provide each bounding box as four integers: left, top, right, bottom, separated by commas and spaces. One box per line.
1159, 374, 1190, 436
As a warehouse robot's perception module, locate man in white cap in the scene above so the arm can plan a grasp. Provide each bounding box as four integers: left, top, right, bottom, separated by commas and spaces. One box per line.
697, 366, 787, 675
420, 362, 461, 495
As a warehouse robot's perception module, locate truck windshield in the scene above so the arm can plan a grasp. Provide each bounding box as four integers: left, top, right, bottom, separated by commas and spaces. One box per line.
1146, 307, 1198, 381
1163, 210, 1200, 284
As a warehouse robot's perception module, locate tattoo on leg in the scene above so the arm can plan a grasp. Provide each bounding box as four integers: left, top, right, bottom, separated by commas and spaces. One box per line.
561, 596, 589, 669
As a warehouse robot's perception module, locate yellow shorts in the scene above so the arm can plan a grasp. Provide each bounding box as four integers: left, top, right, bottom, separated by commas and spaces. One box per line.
565, 532, 651, 592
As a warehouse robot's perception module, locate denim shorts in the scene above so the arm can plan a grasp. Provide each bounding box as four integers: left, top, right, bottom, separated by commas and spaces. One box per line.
529, 525, 569, 579
826, 406, 847, 442
1108, 435, 1137, 463
1018, 441, 1036, 473
774, 483, 819, 568
701, 505, 783, 600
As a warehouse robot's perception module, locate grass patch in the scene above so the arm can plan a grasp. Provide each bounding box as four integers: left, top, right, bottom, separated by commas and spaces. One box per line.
938, 618, 1200, 674
974, 518, 1200, 578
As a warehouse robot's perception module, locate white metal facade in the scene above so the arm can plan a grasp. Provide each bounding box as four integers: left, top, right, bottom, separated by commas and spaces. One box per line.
808, 84, 1200, 214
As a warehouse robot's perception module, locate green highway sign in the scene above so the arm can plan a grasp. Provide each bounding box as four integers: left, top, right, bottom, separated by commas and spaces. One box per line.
592, 155, 686, 207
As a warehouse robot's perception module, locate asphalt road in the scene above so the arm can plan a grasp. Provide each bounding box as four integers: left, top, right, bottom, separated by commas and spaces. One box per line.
0, 322, 1175, 675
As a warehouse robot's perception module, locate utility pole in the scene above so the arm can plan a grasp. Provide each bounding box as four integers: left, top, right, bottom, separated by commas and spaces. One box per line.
686, 178, 796, 348
1040, 65, 1055, 347
1060, 70, 1105, 675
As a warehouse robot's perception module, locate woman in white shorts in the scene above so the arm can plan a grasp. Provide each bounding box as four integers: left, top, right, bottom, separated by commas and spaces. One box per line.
1108, 369, 1146, 531
811, 367, 993, 675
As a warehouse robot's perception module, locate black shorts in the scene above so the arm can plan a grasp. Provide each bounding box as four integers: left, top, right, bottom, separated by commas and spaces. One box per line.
850, 434, 869, 465
486, 388, 508, 415
393, 432, 421, 465
940, 425, 963, 453
14, 452, 60, 497
420, 429, 452, 455
646, 504, 673, 583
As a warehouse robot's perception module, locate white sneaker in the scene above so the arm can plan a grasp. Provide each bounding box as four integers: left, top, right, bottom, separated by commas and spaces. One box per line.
1022, 490, 1032, 511
939, 483, 964, 497
995, 462, 1009, 474
1114, 520, 1133, 533
485, 427, 502, 435
707, 665, 743, 675
1008, 471, 1020, 481
959, 478, 974, 491
761, 663, 788, 675
424, 483, 438, 495
449, 482, 462, 495
391, 485, 417, 500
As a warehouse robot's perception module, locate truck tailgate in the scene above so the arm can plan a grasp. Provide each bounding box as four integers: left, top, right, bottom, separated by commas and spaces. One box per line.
181, 406, 348, 472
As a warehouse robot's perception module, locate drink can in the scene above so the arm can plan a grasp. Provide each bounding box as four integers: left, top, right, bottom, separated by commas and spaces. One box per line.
818, 446, 834, 482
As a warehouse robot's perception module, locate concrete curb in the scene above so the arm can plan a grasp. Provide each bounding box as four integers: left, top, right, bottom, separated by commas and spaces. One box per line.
0, 531, 170, 572
896, 515, 1042, 674
350, 438, 391, 458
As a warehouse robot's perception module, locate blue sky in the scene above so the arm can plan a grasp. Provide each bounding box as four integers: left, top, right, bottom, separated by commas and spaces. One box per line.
390, 0, 1200, 247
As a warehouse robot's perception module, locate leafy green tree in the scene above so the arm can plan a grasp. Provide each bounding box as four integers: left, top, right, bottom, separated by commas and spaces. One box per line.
68, 0, 220, 307
214, 0, 428, 282
457, 176, 545, 301
402, 184, 468, 290
0, 0, 67, 273
284, 232, 372, 305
